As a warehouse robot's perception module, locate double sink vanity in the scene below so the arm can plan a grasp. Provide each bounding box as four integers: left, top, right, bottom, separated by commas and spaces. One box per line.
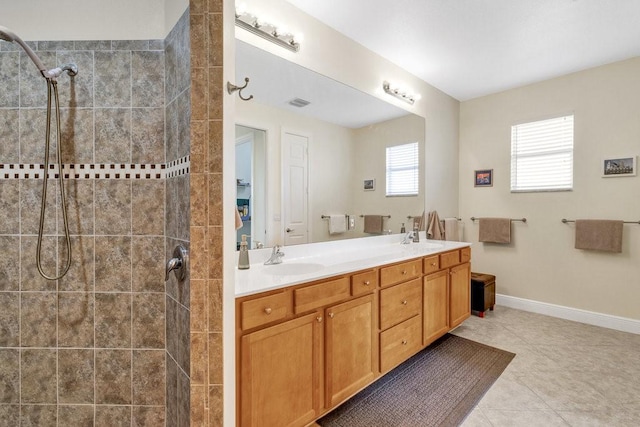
235, 233, 472, 427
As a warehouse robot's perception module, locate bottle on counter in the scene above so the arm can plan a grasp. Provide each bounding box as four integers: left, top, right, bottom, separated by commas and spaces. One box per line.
238, 234, 250, 269
400, 223, 406, 233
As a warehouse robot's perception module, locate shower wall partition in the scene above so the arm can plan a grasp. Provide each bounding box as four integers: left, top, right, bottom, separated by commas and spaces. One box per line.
0, 8, 194, 426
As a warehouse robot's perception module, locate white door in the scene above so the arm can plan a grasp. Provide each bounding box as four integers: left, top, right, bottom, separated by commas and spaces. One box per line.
282, 130, 309, 245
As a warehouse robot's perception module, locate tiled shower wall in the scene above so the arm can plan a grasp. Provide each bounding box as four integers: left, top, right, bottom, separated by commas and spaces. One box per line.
165, 9, 193, 427
0, 26, 180, 427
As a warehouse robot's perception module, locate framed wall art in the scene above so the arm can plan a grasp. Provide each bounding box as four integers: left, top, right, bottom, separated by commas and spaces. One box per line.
474, 169, 493, 187
363, 179, 375, 191
602, 156, 636, 177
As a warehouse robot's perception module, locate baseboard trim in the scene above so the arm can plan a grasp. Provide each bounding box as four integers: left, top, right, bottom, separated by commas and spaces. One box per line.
496, 294, 640, 335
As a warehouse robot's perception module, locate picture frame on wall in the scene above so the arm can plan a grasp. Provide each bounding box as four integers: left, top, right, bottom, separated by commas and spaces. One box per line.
474, 169, 493, 187
602, 156, 636, 177
363, 179, 375, 191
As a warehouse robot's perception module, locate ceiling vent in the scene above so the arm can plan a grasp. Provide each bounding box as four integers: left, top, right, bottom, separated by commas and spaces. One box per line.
288, 97, 311, 108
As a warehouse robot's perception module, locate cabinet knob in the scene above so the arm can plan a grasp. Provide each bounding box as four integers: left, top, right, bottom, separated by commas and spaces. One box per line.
401, 300, 408, 305
431, 262, 437, 266
401, 340, 408, 345
402, 270, 407, 275
328, 312, 335, 318
363, 280, 370, 286
317, 316, 323, 323
264, 307, 272, 315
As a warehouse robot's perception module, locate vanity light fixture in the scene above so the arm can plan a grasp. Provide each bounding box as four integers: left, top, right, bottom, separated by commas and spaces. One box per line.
382, 81, 420, 105
235, 9, 301, 53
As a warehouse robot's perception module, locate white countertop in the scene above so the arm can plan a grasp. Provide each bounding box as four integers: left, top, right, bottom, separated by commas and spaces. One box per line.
235, 232, 471, 297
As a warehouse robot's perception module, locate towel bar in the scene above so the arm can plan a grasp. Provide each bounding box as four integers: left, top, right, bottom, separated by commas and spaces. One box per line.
321, 214, 349, 219
562, 218, 640, 224
360, 215, 391, 218
471, 217, 527, 223
408, 215, 461, 220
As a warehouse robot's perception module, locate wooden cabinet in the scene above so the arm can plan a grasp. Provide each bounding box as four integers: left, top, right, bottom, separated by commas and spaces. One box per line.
449, 262, 471, 328
240, 311, 323, 427
325, 294, 377, 407
423, 270, 449, 346
237, 246, 471, 427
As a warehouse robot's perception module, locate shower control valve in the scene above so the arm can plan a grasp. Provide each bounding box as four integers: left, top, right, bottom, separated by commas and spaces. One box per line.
166, 245, 189, 281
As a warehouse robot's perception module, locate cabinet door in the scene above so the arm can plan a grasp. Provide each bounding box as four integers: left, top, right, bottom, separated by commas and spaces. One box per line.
450, 262, 471, 328
325, 294, 377, 407
240, 312, 323, 427
423, 270, 449, 346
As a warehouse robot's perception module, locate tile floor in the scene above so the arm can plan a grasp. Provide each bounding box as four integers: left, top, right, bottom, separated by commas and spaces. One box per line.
453, 307, 640, 426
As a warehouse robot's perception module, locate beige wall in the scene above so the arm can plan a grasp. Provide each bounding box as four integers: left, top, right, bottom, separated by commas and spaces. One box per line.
0, 0, 187, 39
459, 57, 640, 320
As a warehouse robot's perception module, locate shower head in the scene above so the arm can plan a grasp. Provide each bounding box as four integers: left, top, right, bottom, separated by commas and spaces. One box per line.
0, 25, 48, 75
0, 25, 77, 80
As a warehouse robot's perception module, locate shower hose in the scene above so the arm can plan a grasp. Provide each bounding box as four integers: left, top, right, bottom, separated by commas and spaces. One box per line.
36, 78, 72, 280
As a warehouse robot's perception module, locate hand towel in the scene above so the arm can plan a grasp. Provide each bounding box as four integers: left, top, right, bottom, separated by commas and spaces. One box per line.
478, 218, 511, 243
329, 215, 347, 234
427, 211, 444, 240
235, 207, 243, 230
575, 219, 623, 252
444, 217, 460, 241
363, 215, 384, 234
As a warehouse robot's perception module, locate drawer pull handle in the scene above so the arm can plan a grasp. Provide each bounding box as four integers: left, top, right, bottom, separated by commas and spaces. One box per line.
430, 262, 437, 266
329, 312, 335, 318
363, 280, 371, 286
317, 316, 323, 323
264, 307, 272, 315
401, 340, 408, 345
401, 300, 408, 305
402, 270, 407, 275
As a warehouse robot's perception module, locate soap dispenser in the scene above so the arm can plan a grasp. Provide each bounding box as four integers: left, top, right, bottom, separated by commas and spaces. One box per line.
238, 234, 250, 269
400, 223, 406, 233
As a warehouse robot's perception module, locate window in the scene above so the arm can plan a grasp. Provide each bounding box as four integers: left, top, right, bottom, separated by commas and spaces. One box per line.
511, 115, 574, 192
386, 142, 419, 196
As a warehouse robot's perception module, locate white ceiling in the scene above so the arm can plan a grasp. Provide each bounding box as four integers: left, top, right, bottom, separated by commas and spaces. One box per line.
286, 0, 640, 101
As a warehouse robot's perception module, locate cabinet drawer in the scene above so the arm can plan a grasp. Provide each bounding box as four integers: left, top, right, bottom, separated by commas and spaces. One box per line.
351, 269, 378, 296
423, 255, 440, 274
440, 250, 460, 269
380, 259, 422, 288
379, 278, 422, 330
380, 315, 422, 372
460, 246, 471, 263
241, 292, 291, 330
294, 276, 350, 314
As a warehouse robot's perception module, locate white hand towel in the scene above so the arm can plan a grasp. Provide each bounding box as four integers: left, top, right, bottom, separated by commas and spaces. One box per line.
329, 215, 347, 234
444, 218, 459, 241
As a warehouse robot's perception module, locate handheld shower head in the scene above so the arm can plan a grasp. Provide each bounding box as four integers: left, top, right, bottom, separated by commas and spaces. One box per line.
0, 25, 17, 42
0, 25, 48, 76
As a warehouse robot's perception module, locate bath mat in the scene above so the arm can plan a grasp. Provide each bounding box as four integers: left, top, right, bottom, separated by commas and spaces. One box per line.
317, 333, 515, 427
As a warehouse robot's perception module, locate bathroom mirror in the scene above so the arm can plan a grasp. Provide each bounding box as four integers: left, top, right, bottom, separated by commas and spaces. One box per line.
235, 40, 425, 248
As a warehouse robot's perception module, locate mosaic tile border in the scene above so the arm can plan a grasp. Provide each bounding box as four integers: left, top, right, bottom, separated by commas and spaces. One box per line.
0, 155, 190, 180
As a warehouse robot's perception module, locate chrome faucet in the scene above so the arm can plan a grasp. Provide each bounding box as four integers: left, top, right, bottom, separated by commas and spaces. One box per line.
401, 232, 414, 244
264, 244, 285, 265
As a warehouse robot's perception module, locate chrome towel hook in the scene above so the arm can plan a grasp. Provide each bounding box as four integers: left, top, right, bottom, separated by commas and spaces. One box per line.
227, 77, 253, 101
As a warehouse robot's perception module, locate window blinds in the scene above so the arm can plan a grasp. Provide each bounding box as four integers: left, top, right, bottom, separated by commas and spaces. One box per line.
511, 115, 574, 192
386, 142, 419, 196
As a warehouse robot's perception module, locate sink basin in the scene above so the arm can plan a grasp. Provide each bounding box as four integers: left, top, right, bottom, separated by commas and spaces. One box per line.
263, 262, 325, 276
